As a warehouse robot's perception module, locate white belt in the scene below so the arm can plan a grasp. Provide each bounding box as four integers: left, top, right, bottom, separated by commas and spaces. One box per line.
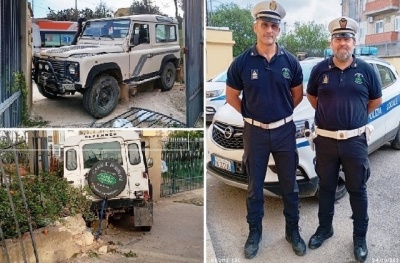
244, 115, 293, 129
316, 126, 366, 140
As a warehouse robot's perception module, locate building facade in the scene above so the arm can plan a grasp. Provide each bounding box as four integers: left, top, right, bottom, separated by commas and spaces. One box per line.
342, 0, 400, 56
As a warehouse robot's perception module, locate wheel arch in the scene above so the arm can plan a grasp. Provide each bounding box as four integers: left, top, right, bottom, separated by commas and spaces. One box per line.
85, 63, 123, 87
158, 54, 179, 73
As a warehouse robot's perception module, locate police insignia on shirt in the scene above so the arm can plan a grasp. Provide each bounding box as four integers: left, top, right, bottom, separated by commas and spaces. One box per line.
251, 69, 258, 80
282, 68, 291, 79
354, 73, 363, 84
322, 74, 329, 84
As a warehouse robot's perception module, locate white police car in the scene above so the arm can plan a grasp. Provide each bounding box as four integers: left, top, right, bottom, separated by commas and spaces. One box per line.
206, 70, 227, 122
207, 56, 400, 199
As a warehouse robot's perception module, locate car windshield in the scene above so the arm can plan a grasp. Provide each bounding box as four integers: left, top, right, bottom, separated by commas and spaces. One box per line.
82, 19, 131, 39
300, 59, 323, 94
209, 71, 227, 82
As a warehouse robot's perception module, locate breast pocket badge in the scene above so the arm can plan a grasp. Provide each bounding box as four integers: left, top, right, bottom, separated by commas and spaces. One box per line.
251, 69, 258, 80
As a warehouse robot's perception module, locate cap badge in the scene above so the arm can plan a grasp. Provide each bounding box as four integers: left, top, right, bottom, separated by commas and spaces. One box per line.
270, 0, 277, 11
339, 18, 347, 28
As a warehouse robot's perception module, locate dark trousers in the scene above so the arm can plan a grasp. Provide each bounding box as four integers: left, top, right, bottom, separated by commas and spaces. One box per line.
243, 121, 300, 227
314, 135, 370, 236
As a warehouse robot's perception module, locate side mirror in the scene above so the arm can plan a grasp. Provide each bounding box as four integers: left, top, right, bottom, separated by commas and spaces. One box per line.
147, 158, 154, 168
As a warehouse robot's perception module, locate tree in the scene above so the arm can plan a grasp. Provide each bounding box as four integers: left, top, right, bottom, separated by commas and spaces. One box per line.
46, 2, 113, 21
278, 21, 330, 57
208, 3, 255, 57
129, 0, 167, 16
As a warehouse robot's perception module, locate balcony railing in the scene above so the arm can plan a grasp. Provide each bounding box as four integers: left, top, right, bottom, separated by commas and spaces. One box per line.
365, 31, 399, 44
365, 0, 400, 15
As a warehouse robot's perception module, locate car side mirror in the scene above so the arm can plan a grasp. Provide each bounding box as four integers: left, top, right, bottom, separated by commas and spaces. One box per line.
147, 158, 153, 168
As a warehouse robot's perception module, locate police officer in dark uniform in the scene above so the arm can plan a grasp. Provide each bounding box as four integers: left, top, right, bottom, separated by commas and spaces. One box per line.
225, 0, 306, 259
306, 17, 382, 262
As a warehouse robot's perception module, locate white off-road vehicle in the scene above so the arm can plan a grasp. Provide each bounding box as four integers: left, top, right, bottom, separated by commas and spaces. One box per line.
63, 130, 153, 230
33, 15, 180, 118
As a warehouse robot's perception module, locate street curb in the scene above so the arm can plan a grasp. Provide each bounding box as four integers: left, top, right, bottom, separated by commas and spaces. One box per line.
206, 227, 217, 262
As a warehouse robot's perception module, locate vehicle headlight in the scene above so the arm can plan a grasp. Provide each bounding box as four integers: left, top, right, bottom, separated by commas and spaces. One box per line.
44, 64, 49, 71
206, 89, 223, 98
294, 119, 315, 138
68, 64, 77, 74
38, 63, 43, 70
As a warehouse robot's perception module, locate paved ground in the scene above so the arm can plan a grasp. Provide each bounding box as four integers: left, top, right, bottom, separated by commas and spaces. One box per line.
62, 189, 204, 263
29, 81, 203, 128
207, 143, 400, 263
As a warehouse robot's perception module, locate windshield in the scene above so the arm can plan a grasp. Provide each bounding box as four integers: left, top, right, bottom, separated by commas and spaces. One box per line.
209, 71, 227, 82
300, 59, 323, 94
82, 141, 122, 168
82, 19, 131, 39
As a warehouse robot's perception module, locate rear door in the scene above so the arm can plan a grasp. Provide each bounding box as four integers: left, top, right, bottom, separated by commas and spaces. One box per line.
124, 140, 148, 194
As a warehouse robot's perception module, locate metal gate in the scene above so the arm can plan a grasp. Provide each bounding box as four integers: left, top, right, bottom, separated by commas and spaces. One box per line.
184, 0, 204, 127
160, 137, 204, 196
0, 1, 23, 127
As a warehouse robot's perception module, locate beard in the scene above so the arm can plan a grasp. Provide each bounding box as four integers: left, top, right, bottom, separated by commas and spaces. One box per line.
334, 48, 352, 62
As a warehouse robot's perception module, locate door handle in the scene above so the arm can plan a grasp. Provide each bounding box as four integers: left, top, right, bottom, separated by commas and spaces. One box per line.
147, 54, 153, 58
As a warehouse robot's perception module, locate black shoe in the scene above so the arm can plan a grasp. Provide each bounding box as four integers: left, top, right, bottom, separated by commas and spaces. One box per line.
285, 224, 306, 256
308, 226, 334, 249
353, 235, 368, 262
244, 226, 262, 259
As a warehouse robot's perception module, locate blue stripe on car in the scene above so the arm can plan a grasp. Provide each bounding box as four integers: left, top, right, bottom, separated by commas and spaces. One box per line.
210, 95, 226, 101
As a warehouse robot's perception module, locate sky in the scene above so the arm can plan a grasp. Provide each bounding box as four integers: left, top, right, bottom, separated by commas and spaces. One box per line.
208, 0, 343, 30
30, 0, 178, 18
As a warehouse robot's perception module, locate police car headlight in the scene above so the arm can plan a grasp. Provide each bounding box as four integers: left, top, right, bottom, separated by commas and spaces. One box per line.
44, 64, 49, 71
294, 119, 314, 138
206, 89, 224, 98
38, 63, 43, 70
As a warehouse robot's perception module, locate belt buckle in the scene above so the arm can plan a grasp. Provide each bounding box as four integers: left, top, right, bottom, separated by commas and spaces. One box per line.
337, 130, 346, 139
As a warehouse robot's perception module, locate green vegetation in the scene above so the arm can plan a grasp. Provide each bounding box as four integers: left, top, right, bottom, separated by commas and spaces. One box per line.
0, 172, 92, 240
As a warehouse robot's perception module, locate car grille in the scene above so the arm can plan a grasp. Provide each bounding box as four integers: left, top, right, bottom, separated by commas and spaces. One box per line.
212, 121, 244, 149
48, 60, 65, 75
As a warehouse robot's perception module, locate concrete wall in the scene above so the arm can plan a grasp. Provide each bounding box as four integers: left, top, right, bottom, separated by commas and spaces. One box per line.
206, 27, 235, 80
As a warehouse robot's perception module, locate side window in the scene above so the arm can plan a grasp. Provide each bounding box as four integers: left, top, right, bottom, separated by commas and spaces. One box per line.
66, 149, 77, 171
376, 64, 396, 89
128, 143, 141, 165
155, 24, 177, 43
133, 23, 149, 44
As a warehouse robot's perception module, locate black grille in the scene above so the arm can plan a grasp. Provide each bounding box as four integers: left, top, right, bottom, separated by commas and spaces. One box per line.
212, 121, 244, 149
48, 60, 65, 75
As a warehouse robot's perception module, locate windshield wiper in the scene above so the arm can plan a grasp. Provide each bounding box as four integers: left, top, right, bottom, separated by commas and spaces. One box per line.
99, 35, 114, 40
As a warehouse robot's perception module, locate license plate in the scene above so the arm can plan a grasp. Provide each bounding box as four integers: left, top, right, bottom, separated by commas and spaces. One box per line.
211, 154, 234, 172
62, 84, 76, 90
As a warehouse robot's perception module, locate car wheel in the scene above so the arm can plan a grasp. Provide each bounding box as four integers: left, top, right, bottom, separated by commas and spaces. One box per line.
83, 75, 120, 118
316, 175, 347, 201
37, 84, 58, 99
390, 123, 400, 150
157, 61, 176, 91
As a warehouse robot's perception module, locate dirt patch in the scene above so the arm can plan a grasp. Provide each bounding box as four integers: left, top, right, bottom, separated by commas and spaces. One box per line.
173, 198, 204, 206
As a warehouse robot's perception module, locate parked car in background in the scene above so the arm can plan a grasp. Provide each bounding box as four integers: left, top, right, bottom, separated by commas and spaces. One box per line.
206, 70, 227, 123
207, 56, 400, 200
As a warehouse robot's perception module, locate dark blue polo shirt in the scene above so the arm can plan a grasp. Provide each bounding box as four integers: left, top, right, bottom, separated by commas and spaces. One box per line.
307, 56, 382, 131
226, 44, 303, 124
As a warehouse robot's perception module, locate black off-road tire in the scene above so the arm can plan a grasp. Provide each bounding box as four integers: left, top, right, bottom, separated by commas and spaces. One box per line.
37, 84, 58, 99
390, 124, 400, 150
156, 61, 176, 91
83, 75, 120, 118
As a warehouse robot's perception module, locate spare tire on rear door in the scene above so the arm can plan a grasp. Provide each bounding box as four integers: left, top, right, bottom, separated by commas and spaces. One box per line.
88, 160, 127, 199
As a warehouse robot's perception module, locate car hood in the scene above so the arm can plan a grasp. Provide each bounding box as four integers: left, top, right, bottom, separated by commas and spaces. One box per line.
212, 96, 314, 126
35, 44, 124, 59
206, 81, 225, 91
